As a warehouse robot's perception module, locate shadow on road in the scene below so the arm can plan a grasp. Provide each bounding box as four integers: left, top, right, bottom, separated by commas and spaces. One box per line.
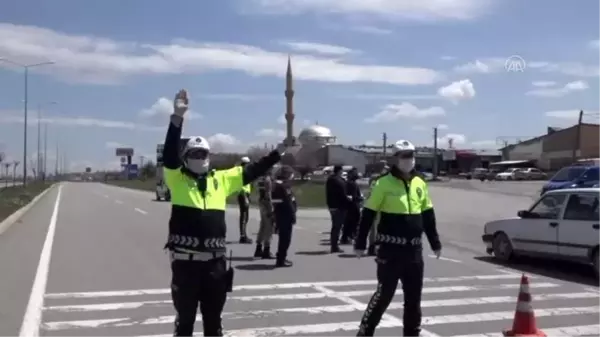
338, 253, 358, 258
296, 250, 330, 256
235, 264, 276, 271
474, 256, 598, 286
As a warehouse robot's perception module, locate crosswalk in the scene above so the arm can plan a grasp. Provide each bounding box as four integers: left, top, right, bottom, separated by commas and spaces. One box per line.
41, 273, 599, 336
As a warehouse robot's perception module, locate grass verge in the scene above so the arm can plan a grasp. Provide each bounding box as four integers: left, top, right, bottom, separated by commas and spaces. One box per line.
0, 182, 52, 223
104, 179, 329, 208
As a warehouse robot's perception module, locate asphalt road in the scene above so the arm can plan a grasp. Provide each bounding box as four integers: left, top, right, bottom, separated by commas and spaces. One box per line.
0, 182, 598, 337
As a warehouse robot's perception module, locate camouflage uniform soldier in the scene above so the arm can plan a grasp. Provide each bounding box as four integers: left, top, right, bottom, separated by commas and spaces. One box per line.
254, 168, 275, 259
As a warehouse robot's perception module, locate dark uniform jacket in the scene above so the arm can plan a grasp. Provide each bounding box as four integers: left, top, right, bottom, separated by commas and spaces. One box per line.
345, 179, 363, 211
326, 175, 347, 209
272, 180, 297, 225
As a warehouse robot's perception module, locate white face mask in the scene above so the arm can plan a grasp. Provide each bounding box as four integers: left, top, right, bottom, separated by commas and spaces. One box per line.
397, 158, 415, 173
186, 158, 209, 174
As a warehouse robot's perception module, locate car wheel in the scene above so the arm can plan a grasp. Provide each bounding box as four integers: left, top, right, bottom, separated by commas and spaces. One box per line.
165, 191, 171, 202
155, 192, 161, 201
492, 232, 513, 262
592, 249, 599, 279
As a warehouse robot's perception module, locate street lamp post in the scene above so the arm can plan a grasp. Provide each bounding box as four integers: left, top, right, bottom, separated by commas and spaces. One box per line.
36, 101, 57, 181
0, 58, 54, 186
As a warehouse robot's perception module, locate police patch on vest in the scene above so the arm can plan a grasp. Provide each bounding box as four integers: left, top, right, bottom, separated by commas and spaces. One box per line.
416, 187, 422, 198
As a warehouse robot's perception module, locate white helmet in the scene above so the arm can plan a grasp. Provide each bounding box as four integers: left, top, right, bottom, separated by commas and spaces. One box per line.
391, 140, 415, 155
391, 139, 416, 173
182, 136, 210, 174
240, 156, 250, 164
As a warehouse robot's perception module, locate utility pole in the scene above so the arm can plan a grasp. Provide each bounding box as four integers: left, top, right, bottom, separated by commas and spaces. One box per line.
572, 110, 584, 163
55, 141, 59, 177
43, 122, 48, 181
382, 132, 387, 159
3, 163, 10, 188
37, 104, 41, 179
433, 127, 439, 178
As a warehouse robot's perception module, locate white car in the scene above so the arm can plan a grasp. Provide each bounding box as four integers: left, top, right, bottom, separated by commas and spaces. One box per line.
482, 187, 600, 278
495, 168, 521, 180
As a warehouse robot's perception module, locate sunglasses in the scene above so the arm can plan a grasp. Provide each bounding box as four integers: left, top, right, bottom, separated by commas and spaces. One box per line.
394, 151, 415, 159
187, 149, 209, 160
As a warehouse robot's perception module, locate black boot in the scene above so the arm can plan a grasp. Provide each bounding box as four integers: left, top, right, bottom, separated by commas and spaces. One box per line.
261, 245, 274, 259
275, 259, 293, 267
254, 244, 263, 258
240, 236, 253, 244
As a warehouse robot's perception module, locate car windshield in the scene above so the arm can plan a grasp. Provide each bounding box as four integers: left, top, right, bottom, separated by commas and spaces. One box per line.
579, 167, 599, 181
550, 166, 587, 182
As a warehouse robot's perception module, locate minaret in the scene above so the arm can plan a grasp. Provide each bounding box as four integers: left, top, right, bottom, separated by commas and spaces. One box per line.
285, 55, 295, 146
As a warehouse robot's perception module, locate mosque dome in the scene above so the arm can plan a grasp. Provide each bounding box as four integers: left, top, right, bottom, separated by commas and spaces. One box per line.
298, 125, 336, 146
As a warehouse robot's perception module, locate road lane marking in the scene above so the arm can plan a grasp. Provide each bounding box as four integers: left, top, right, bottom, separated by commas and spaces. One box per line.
19, 185, 63, 337
452, 324, 600, 337
115, 200, 123, 204
43, 291, 598, 330
428, 255, 462, 263
137, 306, 600, 337
134, 208, 147, 215
44, 273, 525, 299
43, 282, 562, 315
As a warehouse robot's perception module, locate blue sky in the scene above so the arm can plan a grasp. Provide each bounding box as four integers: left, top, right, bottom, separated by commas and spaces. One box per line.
0, 0, 598, 172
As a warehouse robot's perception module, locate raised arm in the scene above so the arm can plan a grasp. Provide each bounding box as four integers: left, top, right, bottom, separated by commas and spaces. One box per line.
163, 90, 188, 170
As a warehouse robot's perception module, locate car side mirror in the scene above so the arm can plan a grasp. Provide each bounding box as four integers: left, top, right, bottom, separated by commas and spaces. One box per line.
517, 210, 530, 218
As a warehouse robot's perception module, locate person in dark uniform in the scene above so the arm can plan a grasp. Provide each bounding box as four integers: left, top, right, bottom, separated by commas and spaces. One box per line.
341, 167, 363, 244
354, 139, 442, 337
237, 157, 253, 244
271, 166, 297, 267
326, 165, 349, 253
162, 90, 286, 336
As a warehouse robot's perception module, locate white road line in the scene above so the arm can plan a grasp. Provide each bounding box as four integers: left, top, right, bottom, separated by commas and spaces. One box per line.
43, 283, 567, 315
134, 208, 147, 215
452, 324, 600, 337
115, 199, 123, 204
44, 274, 524, 299
141, 306, 600, 337
19, 185, 63, 337
429, 255, 462, 263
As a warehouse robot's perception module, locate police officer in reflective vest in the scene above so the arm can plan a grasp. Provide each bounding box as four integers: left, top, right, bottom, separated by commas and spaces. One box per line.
162, 90, 285, 336
354, 140, 442, 337
237, 157, 253, 244
254, 167, 275, 259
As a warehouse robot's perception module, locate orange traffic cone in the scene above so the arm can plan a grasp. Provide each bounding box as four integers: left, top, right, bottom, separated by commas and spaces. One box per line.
503, 274, 546, 336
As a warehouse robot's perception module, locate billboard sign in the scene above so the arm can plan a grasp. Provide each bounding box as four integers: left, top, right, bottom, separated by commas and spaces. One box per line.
122, 164, 139, 179
116, 148, 134, 157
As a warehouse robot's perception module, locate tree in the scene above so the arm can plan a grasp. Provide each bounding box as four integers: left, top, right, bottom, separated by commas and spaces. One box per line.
140, 160, 157, 178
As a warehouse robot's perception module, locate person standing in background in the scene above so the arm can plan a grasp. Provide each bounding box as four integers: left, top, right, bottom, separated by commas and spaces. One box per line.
237, 157, 253, 244
341, 167, 363, 244
254, 167, 275, 259
326, 165, 349, 253
272, 166, 297, 267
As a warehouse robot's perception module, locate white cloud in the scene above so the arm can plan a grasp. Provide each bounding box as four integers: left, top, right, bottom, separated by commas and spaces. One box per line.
281, 41, 355, 55
245, 0, 495, 21
364, 140, 377, 146
454, 58, 599, 77
589, 39, 599, 49
0, 113, 162, 131
207, 133, 242, 152
0, 23, 443, 86
351, 26, 392, 35
342, 94, 441, 100
139, 97, 201, 119
526, 80, 589, 98
531, 81, 556, 87
437, 133, 467, 147
470, 140, 498, 148
437, 79, 475, 103
453, 60, 491, 74
276, 114, 310, 126
365, 102, 446, 123
256, 128, 286, 138
198, 94, 279, 101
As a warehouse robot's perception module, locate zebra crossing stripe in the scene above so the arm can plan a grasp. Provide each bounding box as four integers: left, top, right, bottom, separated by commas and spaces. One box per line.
41, 291, 596, 330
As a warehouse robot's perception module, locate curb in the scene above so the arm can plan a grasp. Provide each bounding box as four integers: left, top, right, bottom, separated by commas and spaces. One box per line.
0, 183, 57, 236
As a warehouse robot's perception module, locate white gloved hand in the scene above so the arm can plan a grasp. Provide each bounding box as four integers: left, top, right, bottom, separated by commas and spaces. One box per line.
433, 249, 441, 259
173, 89, 189, 117
354, 249, 365, 258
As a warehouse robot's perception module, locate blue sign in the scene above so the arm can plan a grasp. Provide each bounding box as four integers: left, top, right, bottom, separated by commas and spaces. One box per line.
122, 164, 139, 178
